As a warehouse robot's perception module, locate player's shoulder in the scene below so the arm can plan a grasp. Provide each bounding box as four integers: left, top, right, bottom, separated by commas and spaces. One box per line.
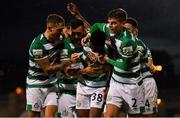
121, 31, 134, 43
136, 37, 148, 49
120, 29, 134, 41
30, 33, 46, 50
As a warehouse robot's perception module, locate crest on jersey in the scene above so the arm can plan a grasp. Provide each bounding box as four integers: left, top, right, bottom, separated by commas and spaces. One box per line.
34, 103, 40, 109
33, 49, 43, 58
60, 49, 68, 57
122, 46, 133, 56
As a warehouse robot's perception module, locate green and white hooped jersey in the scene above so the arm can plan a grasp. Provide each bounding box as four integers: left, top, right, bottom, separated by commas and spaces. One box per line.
89, 23, 141, 85
136, 38, 153, 79
57, 38, 82, 95
80, 45, 110, 88
27, 33, 62, 88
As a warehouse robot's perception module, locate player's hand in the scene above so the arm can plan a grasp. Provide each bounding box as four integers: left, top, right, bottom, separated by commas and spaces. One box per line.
79, 66, 100, 75
99, 54, 109, 63
64, 66, 80, 77
67, 3, 79, 16
64, 66, 72, 77
81, 34, 91, 46
105, 40, 111, 46
148, 64, 156, 73
71, 53, 80, 63
149, 64, 162, 73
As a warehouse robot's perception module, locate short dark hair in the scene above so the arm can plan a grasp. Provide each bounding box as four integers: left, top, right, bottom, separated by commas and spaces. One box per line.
70, 19, 84, 29
126, 17, 138, 28
107, 8, 127, 22
46, 14, 65, 24
90, 30, 106, 54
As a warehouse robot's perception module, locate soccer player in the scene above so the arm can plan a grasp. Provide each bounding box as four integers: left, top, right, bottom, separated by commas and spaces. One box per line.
63, 2, 91, 39
124, 17, 158, 116
57, 19, 87, 118
76, 29, 112, 117
26, 14, 71, 117
83, 8, 145, 117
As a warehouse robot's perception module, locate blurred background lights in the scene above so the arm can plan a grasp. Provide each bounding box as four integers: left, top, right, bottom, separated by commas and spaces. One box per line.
15, 87, 24, 95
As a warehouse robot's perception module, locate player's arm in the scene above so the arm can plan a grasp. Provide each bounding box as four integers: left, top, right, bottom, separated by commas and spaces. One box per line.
104, 56, 130, 70
36, 58, 71, 74
89, 23, 107, 34
67, 2, 91, 29
102, 40, 135, 70
145, 48, 156, 72
81, 23, 107, 46
85, 64, 112, 74
31, 43, 71, 74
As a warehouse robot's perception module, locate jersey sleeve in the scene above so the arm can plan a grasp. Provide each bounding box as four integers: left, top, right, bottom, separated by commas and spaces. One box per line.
89, 23, 107, 35
147, 47, 152, 58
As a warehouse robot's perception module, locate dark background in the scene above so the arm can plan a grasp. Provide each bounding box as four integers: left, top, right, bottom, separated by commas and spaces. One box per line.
0, 0, 180, 116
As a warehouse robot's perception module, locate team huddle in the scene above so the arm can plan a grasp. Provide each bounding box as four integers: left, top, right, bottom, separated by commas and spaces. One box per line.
26, 3, 158, 117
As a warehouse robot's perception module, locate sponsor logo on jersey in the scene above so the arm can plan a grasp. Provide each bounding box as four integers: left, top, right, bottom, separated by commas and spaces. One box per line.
33, 49, 43, 58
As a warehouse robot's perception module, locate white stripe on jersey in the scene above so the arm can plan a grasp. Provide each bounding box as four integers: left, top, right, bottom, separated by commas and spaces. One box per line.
28, 70, 45, 76
27, 76, 57, 85
29, 60, 40, 68
112, 73, 141, 84
44, 43, 54, 50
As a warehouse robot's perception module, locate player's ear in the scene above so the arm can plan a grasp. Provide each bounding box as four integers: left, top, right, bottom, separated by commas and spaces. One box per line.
47, 23, 53, 32
135, 28, 138, 36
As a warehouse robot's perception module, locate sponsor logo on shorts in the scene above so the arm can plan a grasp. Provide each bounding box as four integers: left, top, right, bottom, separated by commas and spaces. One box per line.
146, 107, 151, 112
133, 107, 138, 112
34, 103, 40, 109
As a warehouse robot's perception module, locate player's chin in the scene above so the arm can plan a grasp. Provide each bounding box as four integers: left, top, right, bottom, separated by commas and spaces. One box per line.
110, 29, 116, 34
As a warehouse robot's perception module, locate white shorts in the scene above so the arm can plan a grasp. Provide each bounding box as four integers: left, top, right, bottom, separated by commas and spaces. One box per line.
26, 87, 58, 112
143, 78, 158, 114
76, 83, 106, 110
58, 94, 76, 117
106, 79, 145, 114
